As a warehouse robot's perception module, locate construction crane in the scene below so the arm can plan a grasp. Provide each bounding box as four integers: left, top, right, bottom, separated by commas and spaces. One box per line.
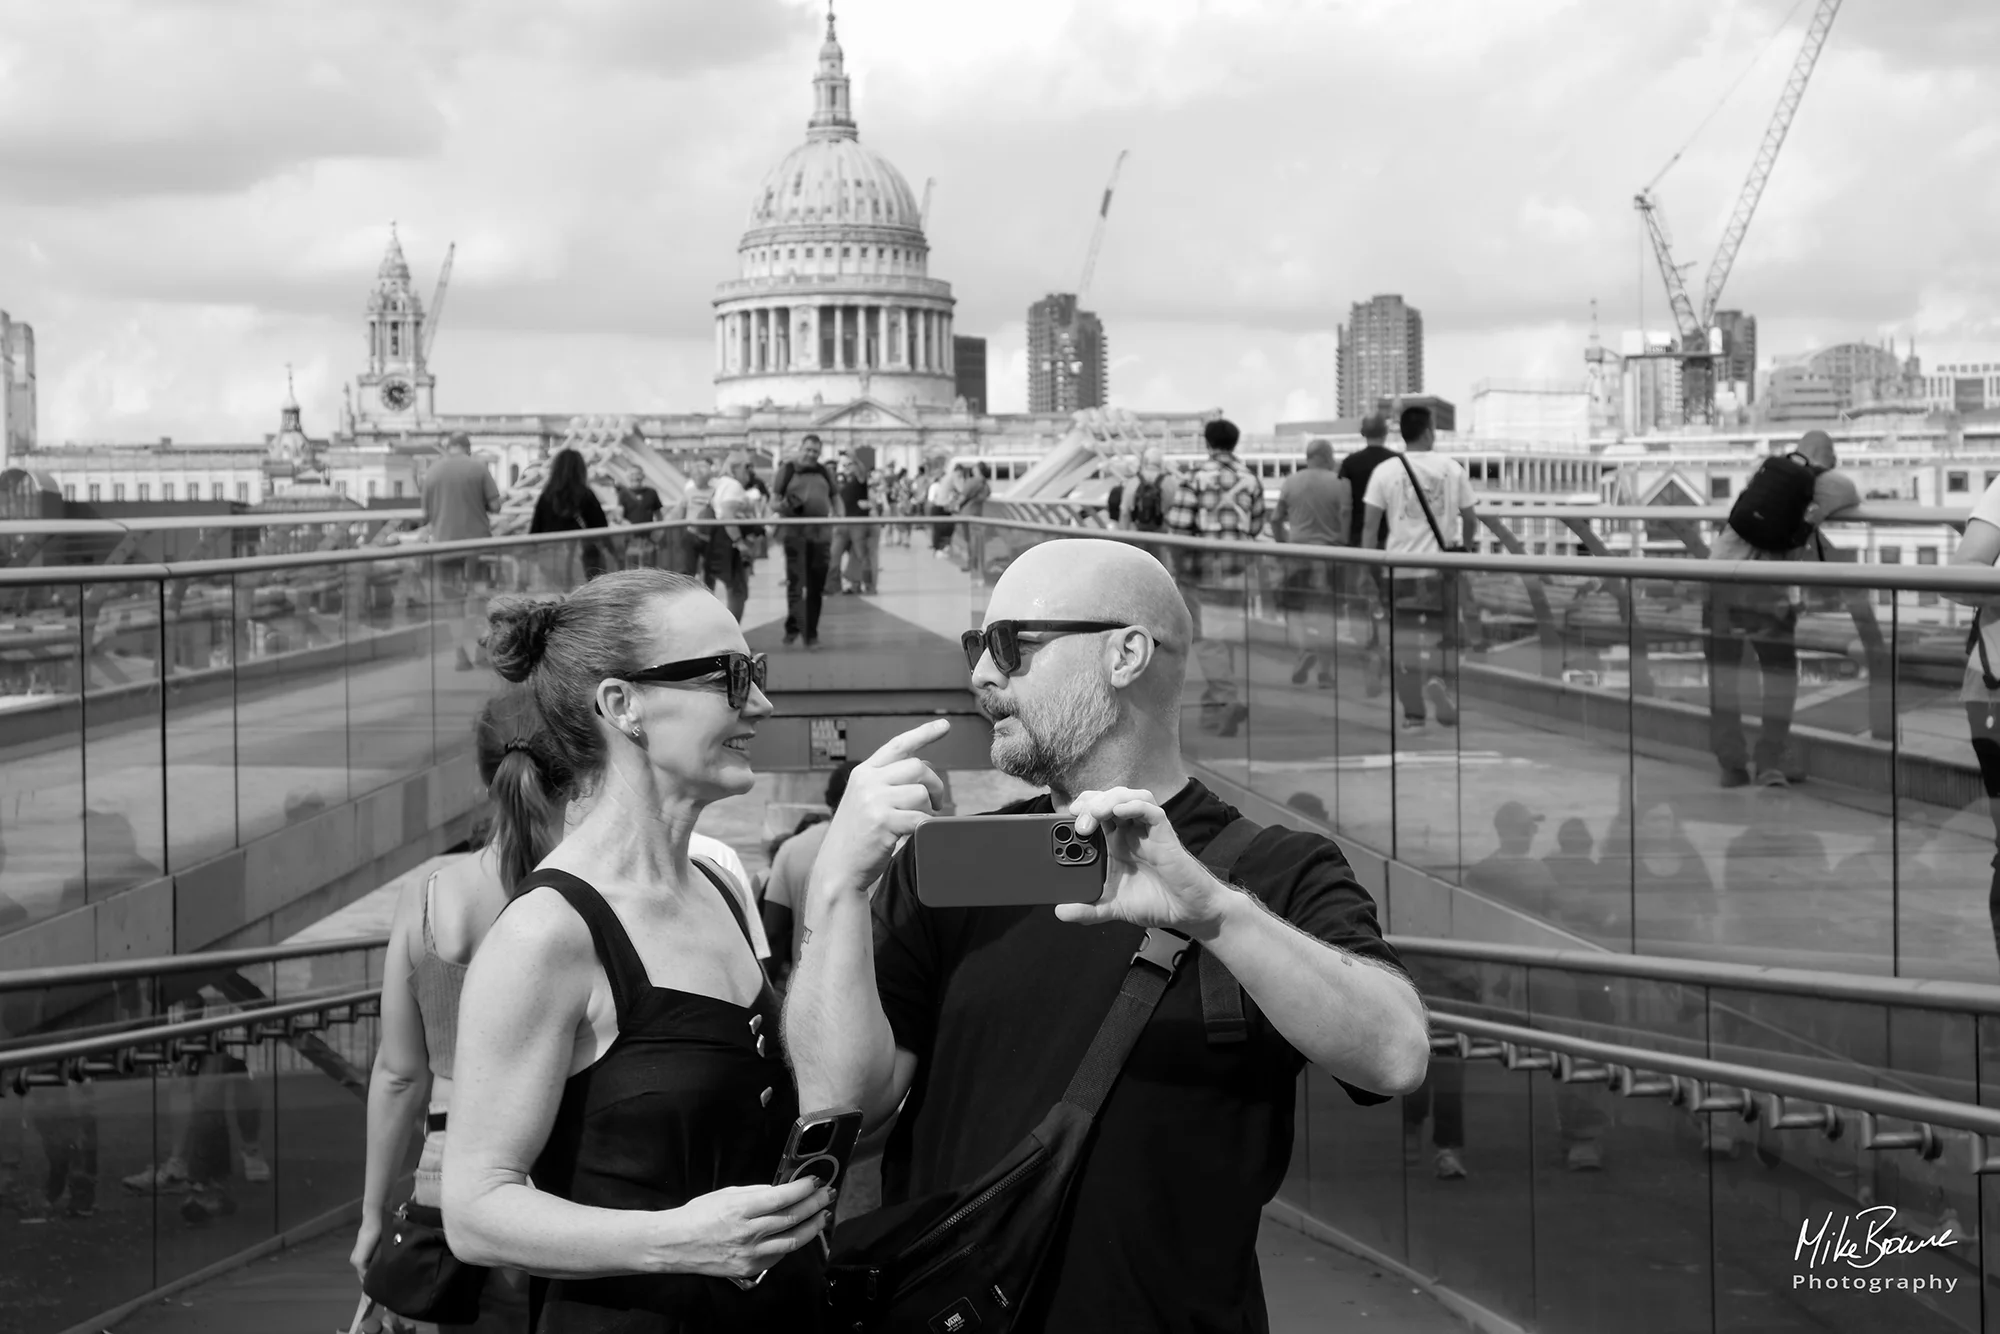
422, 241, 456, 365
1634, 0, 1841, 425
1050, 150, 1128, 413
920, 178, 936, 231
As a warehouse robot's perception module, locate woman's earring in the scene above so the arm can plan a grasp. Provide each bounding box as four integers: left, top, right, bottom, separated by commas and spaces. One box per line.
628, 724, 644, 741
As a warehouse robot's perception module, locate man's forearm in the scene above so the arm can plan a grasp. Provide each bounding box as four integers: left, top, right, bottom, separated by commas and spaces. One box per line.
783, 886, 900, 1124
1197, 890, 1428, 1096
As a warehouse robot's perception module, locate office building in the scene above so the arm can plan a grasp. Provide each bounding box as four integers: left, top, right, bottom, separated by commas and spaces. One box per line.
1713, 310, 1757, 405
1335, 295, 1424, 419
953, 335, 988, 414
1027, 294, 1106, 414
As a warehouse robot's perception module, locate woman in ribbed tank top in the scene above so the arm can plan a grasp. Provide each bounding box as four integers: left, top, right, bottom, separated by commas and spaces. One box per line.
443, 571, 837, 1332
353, 685, 572, 1331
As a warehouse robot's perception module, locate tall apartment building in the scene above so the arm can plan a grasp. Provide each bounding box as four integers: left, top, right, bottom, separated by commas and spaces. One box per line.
953, 335, 988, 414
1335, 294, 1423, 420
1713, 310, 1757, 404
1027, 294, 1107, 414
0, 313, 34, 470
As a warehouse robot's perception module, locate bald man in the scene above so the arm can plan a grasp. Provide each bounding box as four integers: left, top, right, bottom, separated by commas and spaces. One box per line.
1706, 429, 1861, 787
787, 538, 1427, 1333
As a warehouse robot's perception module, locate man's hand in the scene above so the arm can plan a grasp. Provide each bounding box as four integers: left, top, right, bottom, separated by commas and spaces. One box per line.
812, 720, 949, 898
1056, 789, 1235, 939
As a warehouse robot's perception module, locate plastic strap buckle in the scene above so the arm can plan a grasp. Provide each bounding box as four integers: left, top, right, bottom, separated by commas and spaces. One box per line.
1132, 928, 1191, 978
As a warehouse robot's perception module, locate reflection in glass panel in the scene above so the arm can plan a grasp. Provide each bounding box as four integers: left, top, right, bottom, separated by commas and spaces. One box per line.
233, 563, 350, 847
78, 579, 167, 908
165, 569, 239, 871
1249, 553, 1342, 840
1895, 578, 1997, 985
1177, 541, 1251, 777
344, 553, 435, 794
0, 581, 85, 934
1386, 565, 1462, 875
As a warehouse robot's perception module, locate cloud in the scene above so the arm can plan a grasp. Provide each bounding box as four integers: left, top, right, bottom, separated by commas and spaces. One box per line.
2, 0, 1997, 444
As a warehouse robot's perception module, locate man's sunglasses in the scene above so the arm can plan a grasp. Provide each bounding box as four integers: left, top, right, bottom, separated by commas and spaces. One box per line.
961, 620, 1130, 675
615, 652, 768, 711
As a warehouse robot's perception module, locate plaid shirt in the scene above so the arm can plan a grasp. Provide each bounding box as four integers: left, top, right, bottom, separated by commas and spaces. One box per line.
1166, 451, 1266, 578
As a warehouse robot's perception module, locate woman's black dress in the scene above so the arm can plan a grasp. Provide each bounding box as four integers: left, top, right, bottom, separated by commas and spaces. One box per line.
513, 867, 822, 1332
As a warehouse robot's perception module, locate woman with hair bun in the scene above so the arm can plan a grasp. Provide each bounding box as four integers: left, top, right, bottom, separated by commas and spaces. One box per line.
443, 569, 834, 1330
353, 685, 572, 1330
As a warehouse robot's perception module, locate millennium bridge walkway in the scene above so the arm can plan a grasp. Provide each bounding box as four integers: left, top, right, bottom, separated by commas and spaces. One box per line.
3, 507, 2000, 1332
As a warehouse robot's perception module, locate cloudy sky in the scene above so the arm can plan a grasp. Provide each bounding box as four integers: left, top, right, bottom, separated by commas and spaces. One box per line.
3, 0, 1995, 445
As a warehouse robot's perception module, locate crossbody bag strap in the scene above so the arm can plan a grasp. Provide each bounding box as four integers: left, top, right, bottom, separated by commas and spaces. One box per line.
1192, 817, 1265, 1046
1054, 817, 1268, 1115
1396, 453, 1451, 551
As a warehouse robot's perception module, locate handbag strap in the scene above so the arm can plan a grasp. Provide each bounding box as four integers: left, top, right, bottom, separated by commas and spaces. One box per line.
1396, 453, 1451, 552
1057, 817, 1263, 1115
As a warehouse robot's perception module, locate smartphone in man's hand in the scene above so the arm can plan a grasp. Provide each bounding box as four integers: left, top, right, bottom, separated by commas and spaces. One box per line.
913, 814, 1108, 908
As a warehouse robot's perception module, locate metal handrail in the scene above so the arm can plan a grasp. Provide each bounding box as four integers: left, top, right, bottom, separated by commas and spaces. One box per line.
0, 986, 380, 1080
1431, 1012, 2000, 1170
0, 509, 424, 537
1391, 936, 2000, 1017
0, 934, 387, 996
5, 510, 2000, 594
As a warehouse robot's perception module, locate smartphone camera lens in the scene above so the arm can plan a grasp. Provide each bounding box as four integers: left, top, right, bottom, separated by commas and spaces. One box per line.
798, 1122, 834, 1155
1053, 823, 1074, 842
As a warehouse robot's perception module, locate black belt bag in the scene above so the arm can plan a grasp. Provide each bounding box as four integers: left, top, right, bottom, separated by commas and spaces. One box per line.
361, 1198, 489, 1324
824, 818, 1263, 1333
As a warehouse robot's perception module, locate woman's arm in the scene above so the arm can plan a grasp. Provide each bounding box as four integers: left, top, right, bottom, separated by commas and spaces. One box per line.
1948, 518, 2000, 608
353, 879, 433, 1277
443, 891, 831, 1280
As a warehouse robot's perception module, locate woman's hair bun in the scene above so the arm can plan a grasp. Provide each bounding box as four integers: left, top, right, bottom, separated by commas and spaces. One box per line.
485, 597, 564, 682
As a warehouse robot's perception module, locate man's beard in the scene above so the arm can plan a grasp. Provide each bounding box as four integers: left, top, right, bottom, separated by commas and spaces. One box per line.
983, 672, 1120, 792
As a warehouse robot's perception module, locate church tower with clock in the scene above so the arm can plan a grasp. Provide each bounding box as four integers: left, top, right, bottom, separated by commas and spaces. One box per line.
353, 225, 436, 431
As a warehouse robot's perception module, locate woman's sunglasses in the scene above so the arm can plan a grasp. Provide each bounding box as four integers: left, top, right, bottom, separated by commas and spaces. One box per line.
960, 620, 1130, 675
618, 652, 768, 711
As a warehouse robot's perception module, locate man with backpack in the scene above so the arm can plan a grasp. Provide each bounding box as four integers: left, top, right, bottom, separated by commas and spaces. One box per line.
775, 435, 836, 648
1113, 446, 1173, 534
1166, 419, 1267, 737
784, 537, 1427, 1334
1705, 429, 1860, 787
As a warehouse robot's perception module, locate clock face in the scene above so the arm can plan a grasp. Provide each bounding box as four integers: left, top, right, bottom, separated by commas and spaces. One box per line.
380, 379, 414, 412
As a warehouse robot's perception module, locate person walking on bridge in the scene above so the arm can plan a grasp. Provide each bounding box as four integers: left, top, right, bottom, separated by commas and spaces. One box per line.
1272, 437, 1350, 687
423, 433, 501, 672
1361, 406, 1477, 731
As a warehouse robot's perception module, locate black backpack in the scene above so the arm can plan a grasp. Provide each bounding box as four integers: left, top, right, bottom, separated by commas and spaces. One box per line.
1129, 476, 1166, 531
1727, 453, 1818, 552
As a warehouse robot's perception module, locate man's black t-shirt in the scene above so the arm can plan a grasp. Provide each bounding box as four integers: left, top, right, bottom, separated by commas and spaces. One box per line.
1337, 444, 1397, 547
871, 779, 1402, 1333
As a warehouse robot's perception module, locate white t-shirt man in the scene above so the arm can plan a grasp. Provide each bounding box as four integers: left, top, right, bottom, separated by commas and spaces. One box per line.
1362, 451, 1476, 573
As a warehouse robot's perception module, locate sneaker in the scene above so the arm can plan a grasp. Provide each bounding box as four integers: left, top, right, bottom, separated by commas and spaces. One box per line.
122, 1158, 191, 1194
180, 1187, 238, 1227
1565, 1142, 1603, 1172
1718, 767, 1751, 788
1755, 769, 1790, 788
804, 638, 821, 652
1399, 716, 1426, 733
1290, 653, 1316, 685
783, 631, 799, 646
240, 1149, 271, 1184
1433, 1148, 1468, 1180
1217, 704, 1249, 739
1423, 677, 1458, 727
